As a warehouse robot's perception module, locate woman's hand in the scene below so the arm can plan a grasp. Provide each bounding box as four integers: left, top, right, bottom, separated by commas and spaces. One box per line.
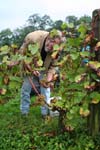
32, 70, 40, 77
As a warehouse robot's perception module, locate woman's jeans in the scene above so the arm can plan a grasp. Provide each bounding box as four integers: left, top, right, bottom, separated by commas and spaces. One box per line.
20, 73, 50, 116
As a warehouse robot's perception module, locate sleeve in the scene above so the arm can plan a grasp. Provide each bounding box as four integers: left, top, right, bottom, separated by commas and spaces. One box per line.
19, 40, 29, 55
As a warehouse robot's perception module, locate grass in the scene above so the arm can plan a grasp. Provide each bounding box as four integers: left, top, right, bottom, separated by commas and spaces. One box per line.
0, 94, 100, 150
0, 94, 60, 150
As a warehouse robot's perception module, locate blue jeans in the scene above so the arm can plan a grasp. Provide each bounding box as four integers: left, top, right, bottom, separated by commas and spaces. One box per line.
20, 73, 50, 116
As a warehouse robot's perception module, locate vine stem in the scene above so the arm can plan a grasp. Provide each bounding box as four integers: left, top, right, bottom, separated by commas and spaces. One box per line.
28, 77, 40, 96
28, 76, 50, 107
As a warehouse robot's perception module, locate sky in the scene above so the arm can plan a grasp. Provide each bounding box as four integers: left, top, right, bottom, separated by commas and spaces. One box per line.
0, 0, 99, 31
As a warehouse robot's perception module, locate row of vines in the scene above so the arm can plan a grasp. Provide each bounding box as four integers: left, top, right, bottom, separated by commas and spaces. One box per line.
0, 10, 100, 137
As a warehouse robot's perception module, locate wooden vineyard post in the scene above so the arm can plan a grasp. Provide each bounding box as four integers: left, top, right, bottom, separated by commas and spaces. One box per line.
88, 9, 100, 136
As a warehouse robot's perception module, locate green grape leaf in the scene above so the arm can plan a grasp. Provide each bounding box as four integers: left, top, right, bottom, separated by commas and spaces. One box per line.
80, 51, 90, 58
68, 23, 74, 28
61, 22, 68, 30
70, 52, 79, 60
28, 43, 39, 55
0, 45, 10, 55
53, 44, 59, 51
90, 92, 100, 100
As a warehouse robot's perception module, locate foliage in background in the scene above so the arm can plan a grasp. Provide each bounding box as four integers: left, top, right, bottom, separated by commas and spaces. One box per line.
0, 13, 100, 149
0, 14, 91, 47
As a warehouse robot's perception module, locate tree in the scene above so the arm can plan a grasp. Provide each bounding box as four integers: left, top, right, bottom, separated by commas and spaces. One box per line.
65, 15, 78, 26
78, 15, 92, 27
39, 15, 54, 30
27, 14, 53, 30
53, 20, 63, 30
0, 28, 13, 46
12, 26, 36, 47
27, 13, 41, 29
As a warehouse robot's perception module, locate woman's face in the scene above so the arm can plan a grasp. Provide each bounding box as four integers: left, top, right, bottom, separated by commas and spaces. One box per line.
45, 37, 61, 52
